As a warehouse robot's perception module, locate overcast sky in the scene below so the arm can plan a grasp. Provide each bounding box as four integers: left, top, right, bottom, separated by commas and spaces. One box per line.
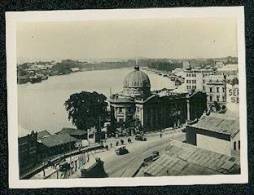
16, 18, 237, 62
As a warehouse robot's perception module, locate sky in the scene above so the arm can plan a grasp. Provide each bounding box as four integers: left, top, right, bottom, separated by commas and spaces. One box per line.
16, 18, 238, 62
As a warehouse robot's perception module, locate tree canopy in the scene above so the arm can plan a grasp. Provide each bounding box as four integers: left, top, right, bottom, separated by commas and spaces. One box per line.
64, 91, 108, 130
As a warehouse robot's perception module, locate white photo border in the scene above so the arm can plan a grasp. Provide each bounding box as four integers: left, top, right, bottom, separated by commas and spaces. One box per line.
6, 7, 248, 188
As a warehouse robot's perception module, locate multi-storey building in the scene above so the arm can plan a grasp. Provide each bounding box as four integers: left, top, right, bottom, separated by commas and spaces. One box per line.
226, 78, 239, 113
184, 69, 214, 92
204, 75, 226, 107
217, 64, 238, 77
18, 131, 39, 176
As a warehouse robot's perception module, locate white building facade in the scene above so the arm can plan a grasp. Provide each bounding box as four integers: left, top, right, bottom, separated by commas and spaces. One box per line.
184, 69, 214, 92
204, 75, 226, 107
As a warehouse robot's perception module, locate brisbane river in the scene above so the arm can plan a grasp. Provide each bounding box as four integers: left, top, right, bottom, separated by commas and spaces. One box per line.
18, 68, 175, 137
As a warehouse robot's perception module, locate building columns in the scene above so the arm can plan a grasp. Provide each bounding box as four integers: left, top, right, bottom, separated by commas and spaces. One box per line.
187, 99, 190, 121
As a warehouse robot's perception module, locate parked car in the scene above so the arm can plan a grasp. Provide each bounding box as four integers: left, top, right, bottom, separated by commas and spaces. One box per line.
135, 134, 147, 141
152, 151, 160, 160
143, 151, 160, 165
115, 145, 129, 155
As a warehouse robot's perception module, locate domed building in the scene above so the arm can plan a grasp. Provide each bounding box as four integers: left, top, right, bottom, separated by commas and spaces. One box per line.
122, 66, 151, 98
109, 66, 207, 132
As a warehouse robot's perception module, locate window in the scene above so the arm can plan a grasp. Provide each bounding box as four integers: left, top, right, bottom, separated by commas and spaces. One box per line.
234, 141, 236, 150
192, 80, 196, 84
209, 95, 213, 102
238, 140, 240, 150
192, 86, 196, 90
222, 96, 226, 102
119, 108, 123, 113
203, 86, 205, 91
222, 87, 225, 92
216, 95, 220, 102
210, 87, 213, 93
216, 87, 219, 93
203, 80, 205, 83
237, 97, 239, 103
192, 73, 196, 77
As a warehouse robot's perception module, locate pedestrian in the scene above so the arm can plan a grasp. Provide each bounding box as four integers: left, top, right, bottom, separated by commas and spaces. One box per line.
116, 141, 119, 146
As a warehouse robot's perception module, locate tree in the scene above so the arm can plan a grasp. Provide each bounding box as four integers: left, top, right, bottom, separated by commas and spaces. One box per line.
65, 91, 108, 130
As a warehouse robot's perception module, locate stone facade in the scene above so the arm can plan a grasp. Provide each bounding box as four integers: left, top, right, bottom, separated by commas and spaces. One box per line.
109, 66, 207, 131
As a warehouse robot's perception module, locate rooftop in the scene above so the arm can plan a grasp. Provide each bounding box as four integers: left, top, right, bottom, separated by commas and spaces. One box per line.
37, 130, 51, 140
39, 133, 78, 148
189, 113, 239, 136
143, 140, 240, 176
205, 74, 225, 81
109, 94, 134, 103
183, 68, 214, 73
56, 128, 87, 136
217, 64, 238, 72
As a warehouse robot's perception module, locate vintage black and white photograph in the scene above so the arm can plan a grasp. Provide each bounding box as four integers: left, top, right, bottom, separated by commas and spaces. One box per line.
6, 7, 247, 188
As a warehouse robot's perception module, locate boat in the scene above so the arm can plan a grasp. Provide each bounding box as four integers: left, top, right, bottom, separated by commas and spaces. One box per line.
17, 76, 30, 84
30, 75, 42, 83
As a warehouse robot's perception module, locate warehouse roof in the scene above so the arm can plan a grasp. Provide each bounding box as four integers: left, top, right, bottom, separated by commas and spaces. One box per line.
37, 130, 51, 139
143, 140, 240, 176
190, 113, 239, 136
39, 133, 78, 148
56, 128, 87, 136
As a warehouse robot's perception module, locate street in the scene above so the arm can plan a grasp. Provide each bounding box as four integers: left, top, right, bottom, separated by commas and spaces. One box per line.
97, 131, 186, 177
32, 128, 186, 179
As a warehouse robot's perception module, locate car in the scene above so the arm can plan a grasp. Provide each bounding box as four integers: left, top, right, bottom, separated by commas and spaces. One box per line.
135, 134, 147, 141
152, 151, 160, 160
143, 151, 160, 166
115, 145, 129, 155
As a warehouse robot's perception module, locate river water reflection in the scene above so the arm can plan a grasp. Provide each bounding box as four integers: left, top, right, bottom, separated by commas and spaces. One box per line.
18, 68, 174, 136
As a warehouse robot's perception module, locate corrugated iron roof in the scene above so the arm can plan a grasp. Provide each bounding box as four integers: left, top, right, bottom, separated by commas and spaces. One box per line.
143, 140, 240, 176
56, 128, 87, 136
190, 114, 239, 136
37, 130, 51, 139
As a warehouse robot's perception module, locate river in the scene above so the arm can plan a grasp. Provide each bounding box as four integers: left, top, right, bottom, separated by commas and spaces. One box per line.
18, 68, 175, 137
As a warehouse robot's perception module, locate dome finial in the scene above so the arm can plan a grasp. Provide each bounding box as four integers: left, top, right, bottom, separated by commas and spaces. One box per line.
134, 57, 139, 71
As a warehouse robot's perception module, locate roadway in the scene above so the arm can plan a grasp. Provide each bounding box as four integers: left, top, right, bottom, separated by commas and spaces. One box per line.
90, 131, 186, 177
31, 128, 186, 179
